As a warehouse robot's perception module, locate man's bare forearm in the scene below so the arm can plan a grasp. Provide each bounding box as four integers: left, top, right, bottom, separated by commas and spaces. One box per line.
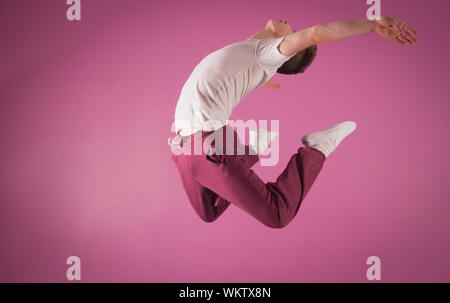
280, 19, 376, 56
279, 17, 416, 57
313, 19, 377, 43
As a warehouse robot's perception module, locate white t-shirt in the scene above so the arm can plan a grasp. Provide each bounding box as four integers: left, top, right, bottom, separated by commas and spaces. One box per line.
174, 36, 294, 136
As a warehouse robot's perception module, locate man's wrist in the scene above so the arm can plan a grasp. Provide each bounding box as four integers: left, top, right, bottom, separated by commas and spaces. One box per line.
367, 19, 378, 32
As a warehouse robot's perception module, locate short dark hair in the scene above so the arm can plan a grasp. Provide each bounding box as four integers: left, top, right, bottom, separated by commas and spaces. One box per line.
277, 44, 318, 75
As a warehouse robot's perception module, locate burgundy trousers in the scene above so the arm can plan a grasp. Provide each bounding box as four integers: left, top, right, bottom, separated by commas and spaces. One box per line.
170, 125, 326, 228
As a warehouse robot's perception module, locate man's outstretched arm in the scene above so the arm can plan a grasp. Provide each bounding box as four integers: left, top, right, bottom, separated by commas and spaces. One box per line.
279, 17, 418, 57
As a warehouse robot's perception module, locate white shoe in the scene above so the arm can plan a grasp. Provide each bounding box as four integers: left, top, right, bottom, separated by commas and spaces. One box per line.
249, 128, 278, 154
301, 121, 357, 158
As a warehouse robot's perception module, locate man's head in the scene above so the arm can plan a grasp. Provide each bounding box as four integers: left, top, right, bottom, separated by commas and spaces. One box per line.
265, 19, 318, 75
277, 44, 318, 74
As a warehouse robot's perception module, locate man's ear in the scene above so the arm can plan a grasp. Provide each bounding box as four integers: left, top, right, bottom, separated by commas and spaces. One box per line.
263, 79, 280, 89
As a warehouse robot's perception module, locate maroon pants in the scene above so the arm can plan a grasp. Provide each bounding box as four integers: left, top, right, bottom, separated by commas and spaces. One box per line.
171, 125, 325, 228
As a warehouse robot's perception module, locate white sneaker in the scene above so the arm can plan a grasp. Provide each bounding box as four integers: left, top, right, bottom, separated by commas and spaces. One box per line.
301, 121, 357, 158
249, 128, 278, 154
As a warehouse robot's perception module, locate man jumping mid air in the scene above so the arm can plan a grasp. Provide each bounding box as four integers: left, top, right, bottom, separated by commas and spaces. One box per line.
169, 17, 418, 228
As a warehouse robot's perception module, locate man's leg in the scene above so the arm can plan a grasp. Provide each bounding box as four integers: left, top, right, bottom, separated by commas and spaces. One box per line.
188, 145, 325, 228
171, 145, 260, 223
172, 154, 229, 222
185, 121, 356, 228
172, 121, 356, 227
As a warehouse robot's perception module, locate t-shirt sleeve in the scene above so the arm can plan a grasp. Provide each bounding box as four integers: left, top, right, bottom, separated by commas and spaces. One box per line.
255, 36, 295, 73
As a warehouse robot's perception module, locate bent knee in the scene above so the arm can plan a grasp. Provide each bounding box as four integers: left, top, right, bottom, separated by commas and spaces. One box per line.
264, 217, 291, 229
267, 222, 289, 229
198, 213, 220, 223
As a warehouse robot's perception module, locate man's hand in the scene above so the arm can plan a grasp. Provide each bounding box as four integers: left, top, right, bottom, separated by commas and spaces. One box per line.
263, 80, 280, 89
374, 16, 418, 45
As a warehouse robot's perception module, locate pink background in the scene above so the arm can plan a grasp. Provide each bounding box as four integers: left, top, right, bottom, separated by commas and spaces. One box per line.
1, 0, 449, 282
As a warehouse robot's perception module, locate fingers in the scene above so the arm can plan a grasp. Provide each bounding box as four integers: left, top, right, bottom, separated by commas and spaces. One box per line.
395, 19, 418, 44
393, 31, 415, 45
394, 25, 416, 45
381, 29, 411, 45
404, 23, 418, 36
377, 17, 418, 46
402, 32, 416, 45
395, 35, 407, 45
400, 28, 417, 45
406, 26, 418, 43
403, 29, 417, 42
